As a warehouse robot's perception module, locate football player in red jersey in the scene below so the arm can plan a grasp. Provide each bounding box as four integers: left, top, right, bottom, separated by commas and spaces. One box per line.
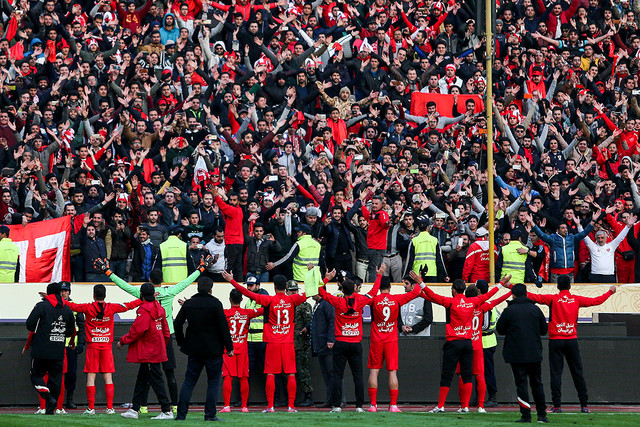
220, 289, 264, 413
222, 271, 308, 413
64, 284, 142, 415
367, 275, 422, 412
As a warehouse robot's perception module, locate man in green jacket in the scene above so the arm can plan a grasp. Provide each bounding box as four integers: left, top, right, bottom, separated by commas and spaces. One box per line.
95, 256, 213, 415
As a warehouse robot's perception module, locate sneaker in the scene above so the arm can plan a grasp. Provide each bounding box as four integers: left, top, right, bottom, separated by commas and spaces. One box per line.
368, 405, 377, 413
34, 409, 45, 415
241, 407, 249, 413
55, 408, 67, 415
330, 407, 342, 413
515, 417, 532, 423
457, 407, 469, 413
429, 406, 445, 413
287, 407, 298, 413
220, 406, 231, 413
478, 407, 487, 413
549, 407, 562, 413
355, 407, 365, 413
106, 408, 115, 415
581, 407, 591, 413
83, 409, 95, 415
262, 407, 275, 413
151, 412, 174, 420
389, 405, 402, 413
139, 406, 148, 414
537, 416, 550, 423
121, 409, 139, 419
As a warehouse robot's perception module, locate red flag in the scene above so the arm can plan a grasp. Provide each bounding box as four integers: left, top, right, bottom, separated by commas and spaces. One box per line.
8, 216, 72, 282
410, 93, 484, 117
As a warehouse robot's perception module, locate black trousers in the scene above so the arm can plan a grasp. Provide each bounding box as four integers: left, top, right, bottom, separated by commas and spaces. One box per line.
326, 254, 352, 275
176, 355, 223, 420
317, 350, 335, 404
441, 340, 473, 387
132, 363, 171, 413
65, 347, 78, 394
30, 357, 64, 414
142, 336, 178, 406
589, 273, 616, 283
549, 339, 588, 407
366, 249, 384, 282
331, 341, 364, 408
227, 244, 244, 281
483, 346, 497, 395
511, 362, 546, 419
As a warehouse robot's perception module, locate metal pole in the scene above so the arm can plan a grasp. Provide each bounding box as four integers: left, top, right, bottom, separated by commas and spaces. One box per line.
485, 0, 495, 284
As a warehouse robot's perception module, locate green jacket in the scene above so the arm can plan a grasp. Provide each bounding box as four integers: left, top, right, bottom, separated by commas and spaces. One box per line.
109, 270, 201, 334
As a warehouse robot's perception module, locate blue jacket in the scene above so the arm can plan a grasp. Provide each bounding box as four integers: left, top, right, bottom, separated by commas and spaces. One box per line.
160, 13, 179, 44
532, 224, 593, 270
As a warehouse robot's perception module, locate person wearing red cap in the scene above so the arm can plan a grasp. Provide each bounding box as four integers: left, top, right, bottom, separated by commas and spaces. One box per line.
438, 63, 462, 94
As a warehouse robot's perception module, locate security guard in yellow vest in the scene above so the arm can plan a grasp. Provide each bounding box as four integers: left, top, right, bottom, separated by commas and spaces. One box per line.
266, 224, 321, 282
0, 225, 19, 282
497, 230, 529, 284
244, 276, 269, 377
159, 227, 190, 283
475, 280, 499, 408
404, 218, 448, 282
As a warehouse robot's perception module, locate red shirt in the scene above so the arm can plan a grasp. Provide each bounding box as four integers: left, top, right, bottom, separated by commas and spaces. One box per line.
224, 306, 264, 353
66, 299, 142, 349
318, 275, 381, 343
370, 285, 422, 343
462, 240, 497, 282
527, 289, 613, 339
470, 292, 512, 350
421, 285, 501, 341
230, 280, 306, 343
120, 300, 170, 364
362, 205, 390, 250
215, 196, 244, 245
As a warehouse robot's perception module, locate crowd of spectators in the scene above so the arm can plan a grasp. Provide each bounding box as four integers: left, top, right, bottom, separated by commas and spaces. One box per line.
2, 0, 640, 284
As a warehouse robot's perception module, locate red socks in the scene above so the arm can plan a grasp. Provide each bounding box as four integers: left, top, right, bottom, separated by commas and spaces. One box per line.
86, 385, 96, 410
287, 375, 296, 408
105, 383, 115, 410
389, 389, 399, 406
240, 378, 249, 408
265, 375, 275, 409
368, 387, 377, 406
460, 381, 473, 408
38, 395, 45, 410
477, 375, 486, 408
57, 380, 65, 410
438, 386, 450, 408
223, 376, 232, 407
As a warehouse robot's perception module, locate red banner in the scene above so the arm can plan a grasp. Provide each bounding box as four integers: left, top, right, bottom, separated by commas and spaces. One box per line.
410, 92, 484, 117
8, 216, 71, 283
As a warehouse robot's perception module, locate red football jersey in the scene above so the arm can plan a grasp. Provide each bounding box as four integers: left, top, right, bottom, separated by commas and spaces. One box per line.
370, 286, 421, 343
65, 299, 142, 349
469, 292, 512, 349
224, 306, 264, 353
231, 280, 307, 343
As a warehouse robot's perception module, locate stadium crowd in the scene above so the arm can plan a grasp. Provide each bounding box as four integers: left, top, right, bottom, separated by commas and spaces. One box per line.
0, 0, 636, 421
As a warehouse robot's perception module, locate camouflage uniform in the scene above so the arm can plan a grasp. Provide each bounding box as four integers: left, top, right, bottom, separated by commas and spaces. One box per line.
294, 301, 313, 394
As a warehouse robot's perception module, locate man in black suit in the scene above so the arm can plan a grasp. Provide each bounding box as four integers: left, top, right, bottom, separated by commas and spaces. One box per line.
496, 283, 549, 423
174, 277, 233, 421
310, 293, 336, 408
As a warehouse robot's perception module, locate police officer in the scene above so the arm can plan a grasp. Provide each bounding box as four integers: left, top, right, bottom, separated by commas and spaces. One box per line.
0, 225, 19, 282
159, 227, 195, 282
404, 218, 448, 282
288, 280, 313, 407
497, 230, 529, 284
266, 225, 321, 282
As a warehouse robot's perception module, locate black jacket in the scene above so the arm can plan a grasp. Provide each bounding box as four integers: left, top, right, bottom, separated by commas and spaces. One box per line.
496, 297, 548, 364
130, 239, 160, 282
26, 295, 75, 360
245, 237, 281, 274
82, 233, 108, 275
174, 292, 233, 358
311, 298, 335, 355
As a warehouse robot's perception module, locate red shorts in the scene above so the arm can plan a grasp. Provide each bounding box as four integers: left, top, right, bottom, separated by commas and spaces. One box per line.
223, 351, 249, 378
264, 342, 296, 374
84, 346, 115, 373
456, 348, 484, 376
367, 341, 398, 371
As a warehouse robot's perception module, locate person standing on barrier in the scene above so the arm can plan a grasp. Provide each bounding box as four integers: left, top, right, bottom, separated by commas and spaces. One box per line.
496, 283, 548, 424
526, 275, 617, 414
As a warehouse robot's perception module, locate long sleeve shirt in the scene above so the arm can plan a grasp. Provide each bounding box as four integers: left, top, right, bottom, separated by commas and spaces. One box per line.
361, 203, 390, 250
583, 225, 630, 275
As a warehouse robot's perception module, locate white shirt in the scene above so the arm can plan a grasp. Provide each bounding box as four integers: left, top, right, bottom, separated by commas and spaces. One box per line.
204, 239, 226, 272
583, 226, 630, 275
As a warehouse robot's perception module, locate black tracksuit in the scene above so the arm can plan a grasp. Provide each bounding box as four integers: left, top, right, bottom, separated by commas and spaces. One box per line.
26, 295, 75, 414
497, 296, 548, 420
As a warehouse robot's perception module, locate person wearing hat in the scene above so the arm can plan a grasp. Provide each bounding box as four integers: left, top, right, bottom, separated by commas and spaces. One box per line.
0, 224, 19, 282
287, 280, 314, 407
58, 282, 86, 412
26, 282, 75, 415
266, 223, 321, 282
496, 229, 531, 285
404, 216, 448, 283
159, 226, 193, 283
118, 282, 173, 420
438, 63, 463, 94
